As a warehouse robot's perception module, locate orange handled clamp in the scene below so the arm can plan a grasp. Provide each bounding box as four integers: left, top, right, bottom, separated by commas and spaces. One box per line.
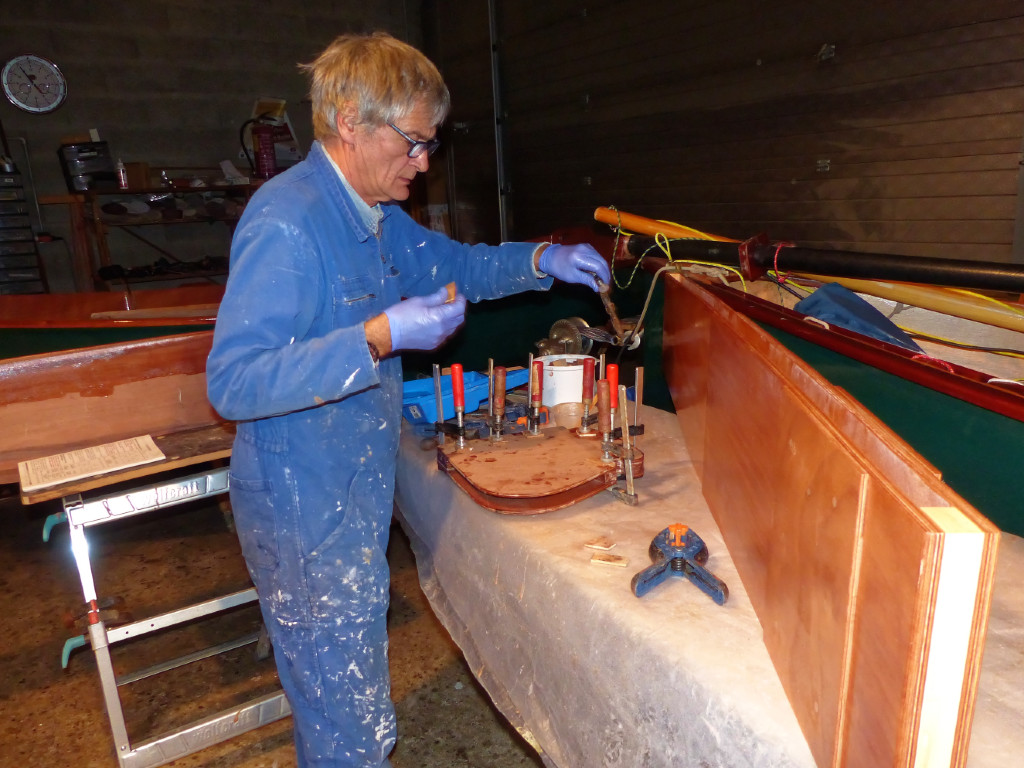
450, 363, 466, 446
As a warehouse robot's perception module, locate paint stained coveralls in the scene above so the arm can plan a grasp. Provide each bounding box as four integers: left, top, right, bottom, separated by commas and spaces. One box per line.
206, 141, 552, 766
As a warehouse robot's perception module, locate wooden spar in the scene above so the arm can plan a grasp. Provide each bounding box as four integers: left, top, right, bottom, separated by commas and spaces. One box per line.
593, 207, 739, 243
635, 247, 1024, 335
89, 303, 220, 321
625, 232, 1024, 294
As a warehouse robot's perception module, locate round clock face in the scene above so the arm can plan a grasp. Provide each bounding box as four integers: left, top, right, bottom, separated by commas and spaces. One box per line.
2, 54, 67, 114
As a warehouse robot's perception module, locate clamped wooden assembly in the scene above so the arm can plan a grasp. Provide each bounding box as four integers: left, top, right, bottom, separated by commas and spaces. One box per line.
631, 524, 729, 605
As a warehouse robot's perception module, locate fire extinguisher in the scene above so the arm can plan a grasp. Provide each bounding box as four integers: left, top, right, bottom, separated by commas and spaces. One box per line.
250, 122, 277, 179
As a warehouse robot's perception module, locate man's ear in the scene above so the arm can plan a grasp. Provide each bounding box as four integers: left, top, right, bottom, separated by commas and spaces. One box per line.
335, 103, 360, 145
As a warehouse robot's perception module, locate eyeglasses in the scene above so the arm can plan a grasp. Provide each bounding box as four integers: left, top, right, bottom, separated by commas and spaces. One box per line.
388, 122, 441, 158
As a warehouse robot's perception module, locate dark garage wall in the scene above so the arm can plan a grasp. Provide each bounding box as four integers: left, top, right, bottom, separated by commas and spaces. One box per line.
1, 0, 415, 281
430, 0, 1024, 263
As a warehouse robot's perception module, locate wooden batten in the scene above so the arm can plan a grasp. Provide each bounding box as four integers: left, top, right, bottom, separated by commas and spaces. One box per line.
0, 284, 223, 328
0, 331, 223, 485
662, 273, 999, 767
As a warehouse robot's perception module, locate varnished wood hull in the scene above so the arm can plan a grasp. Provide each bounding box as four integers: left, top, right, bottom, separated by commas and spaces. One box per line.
0, 330, 223, 486
0, 284, 222, 328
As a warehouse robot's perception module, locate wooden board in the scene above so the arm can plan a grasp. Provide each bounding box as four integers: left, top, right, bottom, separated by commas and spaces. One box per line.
19, 423, 236, 504
436, 427, 638, 514
662, 273, 999, 768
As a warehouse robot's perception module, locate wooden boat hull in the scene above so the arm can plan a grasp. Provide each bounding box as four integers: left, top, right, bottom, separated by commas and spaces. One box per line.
0, 284, 223, 327
0, 284, 222, 361
0, 330, 223, 486
636, 261, 1024, 538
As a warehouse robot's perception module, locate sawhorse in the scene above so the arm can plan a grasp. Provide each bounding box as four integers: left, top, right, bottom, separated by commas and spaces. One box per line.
27, 427, 290, 768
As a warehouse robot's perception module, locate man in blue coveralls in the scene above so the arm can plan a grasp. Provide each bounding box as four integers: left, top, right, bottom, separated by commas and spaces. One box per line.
206, 32, 609, 768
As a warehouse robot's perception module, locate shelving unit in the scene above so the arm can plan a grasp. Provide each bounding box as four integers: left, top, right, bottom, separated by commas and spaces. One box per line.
86, 179, 251, 287
0, 169, 46, 294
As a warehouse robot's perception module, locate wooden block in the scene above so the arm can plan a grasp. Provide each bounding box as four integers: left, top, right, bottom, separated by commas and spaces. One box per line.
590, 552, 629, 567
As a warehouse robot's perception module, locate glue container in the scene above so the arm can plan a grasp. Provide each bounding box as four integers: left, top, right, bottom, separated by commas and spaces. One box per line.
535, 354, 596, 408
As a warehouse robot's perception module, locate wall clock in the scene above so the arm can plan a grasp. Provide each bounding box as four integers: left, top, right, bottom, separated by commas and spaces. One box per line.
2, 54, 67, 114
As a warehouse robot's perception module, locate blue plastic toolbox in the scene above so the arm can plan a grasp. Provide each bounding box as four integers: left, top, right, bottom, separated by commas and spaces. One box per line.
402, 368, 529, 424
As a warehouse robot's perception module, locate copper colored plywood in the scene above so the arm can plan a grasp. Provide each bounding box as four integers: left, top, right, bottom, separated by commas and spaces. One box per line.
662, 273, 999, 768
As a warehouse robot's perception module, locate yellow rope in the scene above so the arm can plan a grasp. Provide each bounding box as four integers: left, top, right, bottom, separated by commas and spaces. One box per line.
604, 204, 741, 291
944, 287, 1024, 318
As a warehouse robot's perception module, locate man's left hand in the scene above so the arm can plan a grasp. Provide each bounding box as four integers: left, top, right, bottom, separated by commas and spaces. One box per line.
537, 243, 611, 292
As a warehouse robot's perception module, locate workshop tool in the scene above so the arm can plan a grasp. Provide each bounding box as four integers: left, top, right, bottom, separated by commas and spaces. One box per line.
488, 358, 494, 425
60, 596, 134, 669
433, 363, 445, 446
607, 363, 619, 430
535, 317, 595, 357
597, 278, 627, 341
634, 367, 644, 431
433, 363, 643, 513
529, 358, 544, 435
598, 379, 613, 462
451, 363, 466, 447
492, 365, 506, 440
631, 524, 729, 605
514, 404, 548, 430
606, 383, 638, 505
577, 356, 596, 436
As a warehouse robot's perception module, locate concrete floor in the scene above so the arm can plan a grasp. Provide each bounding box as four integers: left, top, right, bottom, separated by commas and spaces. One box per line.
0, 487, 545, 768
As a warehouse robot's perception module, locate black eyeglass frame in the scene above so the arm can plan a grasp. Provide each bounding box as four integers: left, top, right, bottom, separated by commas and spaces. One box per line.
388, 122, 441, 158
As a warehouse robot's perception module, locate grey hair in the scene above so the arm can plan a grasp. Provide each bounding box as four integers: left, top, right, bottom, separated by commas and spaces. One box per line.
301, 32, 450, 140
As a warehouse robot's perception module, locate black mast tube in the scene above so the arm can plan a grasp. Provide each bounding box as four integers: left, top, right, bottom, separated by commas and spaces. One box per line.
627, 235, 1024, 294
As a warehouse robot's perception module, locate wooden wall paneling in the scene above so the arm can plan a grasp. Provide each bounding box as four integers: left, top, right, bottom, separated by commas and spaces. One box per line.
491, 0, 1024, 259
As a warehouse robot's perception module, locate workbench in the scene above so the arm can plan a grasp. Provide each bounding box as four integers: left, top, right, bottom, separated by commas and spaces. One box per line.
393, 405, 1023, 767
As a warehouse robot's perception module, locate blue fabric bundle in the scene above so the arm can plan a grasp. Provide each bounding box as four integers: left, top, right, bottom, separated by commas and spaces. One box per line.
794, 282, 923, 352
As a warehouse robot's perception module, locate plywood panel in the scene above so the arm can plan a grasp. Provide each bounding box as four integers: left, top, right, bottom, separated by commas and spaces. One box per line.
840, 479, 935, 766
700, 297, 864, 766
661, 273, 1000, 767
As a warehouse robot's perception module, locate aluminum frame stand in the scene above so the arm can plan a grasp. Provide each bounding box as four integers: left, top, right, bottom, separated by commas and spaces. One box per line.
60, 465, 290, 768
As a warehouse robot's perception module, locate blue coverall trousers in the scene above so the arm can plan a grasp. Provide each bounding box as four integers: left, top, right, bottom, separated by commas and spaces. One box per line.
230, 431, 396, 768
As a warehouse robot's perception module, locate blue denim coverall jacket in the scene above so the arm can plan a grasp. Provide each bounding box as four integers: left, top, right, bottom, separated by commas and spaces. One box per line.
206, 142, 551, 767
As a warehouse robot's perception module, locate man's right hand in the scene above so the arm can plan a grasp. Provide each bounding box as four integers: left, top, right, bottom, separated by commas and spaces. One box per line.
383, 285, 468, 352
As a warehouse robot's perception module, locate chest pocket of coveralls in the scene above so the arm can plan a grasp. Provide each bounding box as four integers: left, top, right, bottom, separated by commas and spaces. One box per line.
334, 274, 377, 312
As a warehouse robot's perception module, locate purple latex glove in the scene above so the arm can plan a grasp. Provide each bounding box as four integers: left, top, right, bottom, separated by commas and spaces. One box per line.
384, 285, 468, 352
538, 243, 611, 292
